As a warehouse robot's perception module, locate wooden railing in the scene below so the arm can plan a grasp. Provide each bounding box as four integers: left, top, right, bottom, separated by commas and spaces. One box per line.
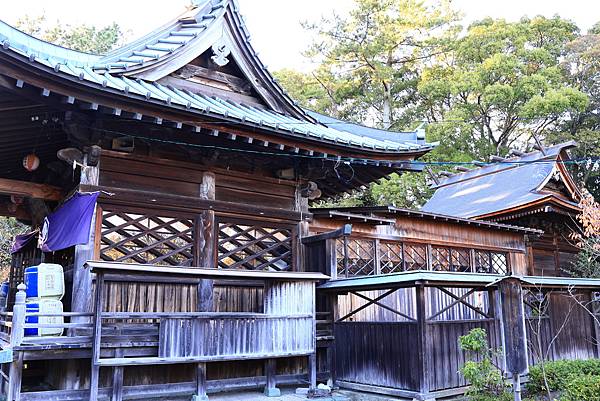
85, 261, 326, 401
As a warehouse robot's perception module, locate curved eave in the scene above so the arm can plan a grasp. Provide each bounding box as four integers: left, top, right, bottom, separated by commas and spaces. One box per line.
0, 50, 433, 160
0, 20, 100, 67
91, 0, 311, 121
472, 194, 581, 221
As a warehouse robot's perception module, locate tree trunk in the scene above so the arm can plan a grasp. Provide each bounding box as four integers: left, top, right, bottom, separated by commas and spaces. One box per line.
383, 82, 392, 129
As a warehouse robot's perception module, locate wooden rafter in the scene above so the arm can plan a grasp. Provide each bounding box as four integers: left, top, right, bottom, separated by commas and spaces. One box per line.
0, 178, 62, 201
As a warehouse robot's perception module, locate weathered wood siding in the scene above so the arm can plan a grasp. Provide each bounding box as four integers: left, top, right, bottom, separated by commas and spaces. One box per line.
158, 315, 314, 358
99, 151, 297, 210
427, 319, 502, 391
338, 288, 490, 323
526, 291, 598, 364
335, 322, 420, 391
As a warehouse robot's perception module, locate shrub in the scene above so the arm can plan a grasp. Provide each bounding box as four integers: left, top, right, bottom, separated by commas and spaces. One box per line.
561, 374, 600, 401
459, 328, 512, 401
527, 359, 600, 394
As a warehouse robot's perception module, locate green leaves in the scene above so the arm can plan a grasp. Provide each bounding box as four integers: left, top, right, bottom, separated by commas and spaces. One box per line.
15, 14, 124, 54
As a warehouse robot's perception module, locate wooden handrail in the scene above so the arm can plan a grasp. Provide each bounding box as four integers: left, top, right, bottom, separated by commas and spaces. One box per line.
86, 261, 329, 281
302, 224, 352, 244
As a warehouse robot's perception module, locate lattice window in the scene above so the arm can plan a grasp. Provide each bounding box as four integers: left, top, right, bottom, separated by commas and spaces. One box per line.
431, 247, 450, 271
380, 242, 404, 274
474, 250, 508, 274
217, 222, 292, 271
404, 243, 427, 270
101, 210, 194, 266
450, 248, 471, 272
337, 238, 376, 277
432, 247, 472, 272
491, 252, 508, 274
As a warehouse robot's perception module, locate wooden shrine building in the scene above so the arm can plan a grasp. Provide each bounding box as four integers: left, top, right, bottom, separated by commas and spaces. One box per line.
0, 1, 434, 400
0, 1, 598, 401
306, 207, 600, 400
422, 142, 582, 276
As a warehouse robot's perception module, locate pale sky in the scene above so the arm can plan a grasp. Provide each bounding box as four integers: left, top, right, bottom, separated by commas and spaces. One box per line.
2, 0, 599, 71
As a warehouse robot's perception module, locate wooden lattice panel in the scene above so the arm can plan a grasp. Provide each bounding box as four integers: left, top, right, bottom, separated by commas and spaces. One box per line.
217, 222, 292, 271
379, 242, 404, 274
100, 211, 194, 266
431, 247, 450, 271
337, 238, 376, 277
404, 243, 427, 270
475, 250, 508, 274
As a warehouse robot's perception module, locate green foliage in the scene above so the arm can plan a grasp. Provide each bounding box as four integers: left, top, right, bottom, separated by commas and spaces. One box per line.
561, 374, 600, 401
563, 236, 600, 278
15, 14, 124, 54
526, 359, 600, 394
458, 329, 512, 401
0, 217, 28, 279
272, 69, 333, 115
418, 16, 587, 158
303, 0, 461, 128
370, 172, 432, 209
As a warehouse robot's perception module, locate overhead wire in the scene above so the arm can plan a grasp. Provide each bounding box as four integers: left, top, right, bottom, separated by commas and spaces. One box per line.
81, 124, 599, 169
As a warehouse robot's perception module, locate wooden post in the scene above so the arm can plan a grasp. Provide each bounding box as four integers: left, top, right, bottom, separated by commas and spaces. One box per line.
590, 291, 600, 358
309, 283, 317, 393
89, 272, 105, 401
262, 281, 281, 397
263, 358, 280, 397
197, 172, 215, 312
72, 158, 100, 321
192, 363, 208, 401
415, 285, 431, 398
498, 278, 527, 401
328, 293, 338, 388
374, 239, 381, 275
7, 284, 25, 401
111, 349, 124, 401
325, 238, 337, 280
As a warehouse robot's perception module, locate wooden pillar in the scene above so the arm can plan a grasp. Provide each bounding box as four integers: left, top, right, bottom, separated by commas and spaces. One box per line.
309, 282, 317, 393
262, 281, 281, 397
192, 363, 208, 401
72, 159, 100, 319
263, 358, 280, 397
590, 291, 600, 358
327, 293, 339, 388
498, 278, 528, 401
111, 349, 124, 401
7, 284, 26, 401
374, 239, 381, 275
89, 272, 105, 401
325, 238, 337, 280
197, 172, 215, 312
415, 285, 432, 398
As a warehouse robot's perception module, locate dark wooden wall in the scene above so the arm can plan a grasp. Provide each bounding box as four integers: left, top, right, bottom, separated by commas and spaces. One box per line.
526, 291, 598, 364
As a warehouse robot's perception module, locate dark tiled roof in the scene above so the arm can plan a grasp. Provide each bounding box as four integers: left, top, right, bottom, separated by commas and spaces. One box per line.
421, 142, 579, 218
0, 0, 435, 156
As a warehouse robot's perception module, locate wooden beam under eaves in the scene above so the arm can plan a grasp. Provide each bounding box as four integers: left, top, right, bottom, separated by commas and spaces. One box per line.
0, 178, 63, 201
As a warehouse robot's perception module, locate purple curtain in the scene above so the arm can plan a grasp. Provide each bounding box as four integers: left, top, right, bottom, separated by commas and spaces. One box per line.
10, 231, 38, 254
39, 192, 100, 252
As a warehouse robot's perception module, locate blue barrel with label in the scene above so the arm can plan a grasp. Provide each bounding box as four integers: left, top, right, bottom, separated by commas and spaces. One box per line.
24, 263, 65, 301
25, 299, 64, 336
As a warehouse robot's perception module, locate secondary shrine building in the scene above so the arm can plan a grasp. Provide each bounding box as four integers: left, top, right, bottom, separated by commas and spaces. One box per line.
0, 1, 598, 401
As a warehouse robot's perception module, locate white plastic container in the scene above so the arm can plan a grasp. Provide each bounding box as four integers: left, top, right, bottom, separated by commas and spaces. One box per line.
25, 299, 64, 337
24, 263, 65, 301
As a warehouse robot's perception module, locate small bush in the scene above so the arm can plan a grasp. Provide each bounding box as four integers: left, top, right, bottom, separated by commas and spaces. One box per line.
459, 328, 512, 401
527, 359, 600, 394
561, 375, 600, 401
